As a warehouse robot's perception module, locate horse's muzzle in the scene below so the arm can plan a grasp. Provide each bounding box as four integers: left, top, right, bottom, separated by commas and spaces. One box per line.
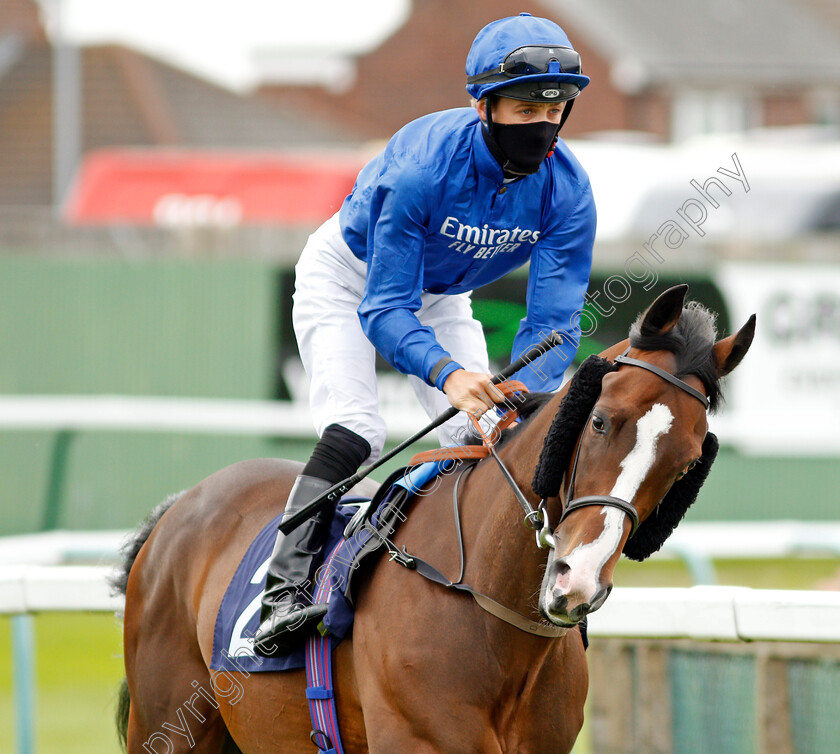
540, 557, 613, 625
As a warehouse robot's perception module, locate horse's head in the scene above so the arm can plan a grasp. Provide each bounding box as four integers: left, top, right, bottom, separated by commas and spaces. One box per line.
534, 285, 755, 627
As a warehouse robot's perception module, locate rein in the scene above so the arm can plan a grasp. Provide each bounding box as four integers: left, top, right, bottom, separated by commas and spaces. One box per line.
395, 465, 568, 638
466, 412, 558, 550
465, 348, 712, 549
393, 349, 711, 638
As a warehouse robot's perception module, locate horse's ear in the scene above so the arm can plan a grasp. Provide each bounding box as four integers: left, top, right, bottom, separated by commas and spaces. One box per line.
639, 284, 688, 336
713, 314, 756, 377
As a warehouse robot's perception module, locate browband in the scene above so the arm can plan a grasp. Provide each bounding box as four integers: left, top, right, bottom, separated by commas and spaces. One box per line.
613, 349, 710, 409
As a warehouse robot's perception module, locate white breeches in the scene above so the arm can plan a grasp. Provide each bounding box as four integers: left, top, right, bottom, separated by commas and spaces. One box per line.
292, 214, 490, 463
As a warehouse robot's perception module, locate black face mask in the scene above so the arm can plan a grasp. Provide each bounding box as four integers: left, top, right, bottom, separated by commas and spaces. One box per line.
490, 120, 561, 175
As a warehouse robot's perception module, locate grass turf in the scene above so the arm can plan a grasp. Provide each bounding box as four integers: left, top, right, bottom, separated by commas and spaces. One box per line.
1, 612, 124, 753
614, 555, 840, 590
1, 557, 838, 752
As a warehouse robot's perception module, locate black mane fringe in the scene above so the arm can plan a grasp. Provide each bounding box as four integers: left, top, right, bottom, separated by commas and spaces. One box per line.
531, 355, 618, 499
116, 678, 130, 752
622, 432, 720, 561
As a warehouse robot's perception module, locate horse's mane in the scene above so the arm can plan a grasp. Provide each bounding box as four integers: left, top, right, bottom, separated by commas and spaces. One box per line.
531, 356, 618, 499
109, 491, 183, 597
630, 300, 723, 412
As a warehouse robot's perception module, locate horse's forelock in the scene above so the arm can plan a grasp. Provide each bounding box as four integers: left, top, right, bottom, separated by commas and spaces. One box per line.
531, 355, 618, 499
622, 432, 719, 561
630, 301, 723, 411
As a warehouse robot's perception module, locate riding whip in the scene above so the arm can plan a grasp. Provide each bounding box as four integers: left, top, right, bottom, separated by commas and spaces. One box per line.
278, 329, 571, 535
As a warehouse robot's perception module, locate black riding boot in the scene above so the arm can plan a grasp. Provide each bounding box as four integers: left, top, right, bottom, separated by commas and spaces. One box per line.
253, 475, 333, 657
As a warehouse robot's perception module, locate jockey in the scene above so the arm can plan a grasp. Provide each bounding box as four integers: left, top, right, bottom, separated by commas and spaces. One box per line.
255, 12, 596, 656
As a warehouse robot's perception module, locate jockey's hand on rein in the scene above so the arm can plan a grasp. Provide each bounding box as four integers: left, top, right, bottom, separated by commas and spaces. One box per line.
442, 369, 506, 419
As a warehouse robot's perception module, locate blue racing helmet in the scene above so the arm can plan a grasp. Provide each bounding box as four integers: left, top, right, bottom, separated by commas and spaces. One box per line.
466, 13, 590, 103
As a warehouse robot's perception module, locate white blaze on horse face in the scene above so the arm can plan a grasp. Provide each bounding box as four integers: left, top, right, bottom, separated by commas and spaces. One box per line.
612, 403, 674, 502
549, 403, 674, 607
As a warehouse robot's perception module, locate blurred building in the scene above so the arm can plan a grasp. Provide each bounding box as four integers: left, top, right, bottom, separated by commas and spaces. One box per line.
257, 0, 840, 142
0, 0, 365, 209
0, 0, 839, 240
255, 0, 625, 141
550, 0, 840, 141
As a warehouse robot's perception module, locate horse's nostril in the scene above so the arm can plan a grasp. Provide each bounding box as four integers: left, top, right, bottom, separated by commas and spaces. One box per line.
554, 559, 570, 577
571, 603, 590, 620
550, 593, 568, 613
591, 584, 612, 607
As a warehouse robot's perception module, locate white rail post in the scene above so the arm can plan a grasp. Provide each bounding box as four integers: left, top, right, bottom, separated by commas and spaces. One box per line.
11, 614, 36, 754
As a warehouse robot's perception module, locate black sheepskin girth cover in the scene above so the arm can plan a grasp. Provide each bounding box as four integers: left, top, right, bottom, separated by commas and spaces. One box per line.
531, 355, 617, 500
530, 354, 720, 562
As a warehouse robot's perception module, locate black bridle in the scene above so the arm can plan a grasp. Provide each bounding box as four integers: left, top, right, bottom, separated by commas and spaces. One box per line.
392, 348, 712, 637
488, 348, 710, 549
613, 350, 710, 410
554, 347, 710, 542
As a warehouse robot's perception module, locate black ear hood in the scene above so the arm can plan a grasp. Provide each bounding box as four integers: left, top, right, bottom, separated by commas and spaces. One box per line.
532, 355, 618, 499
622, 432, 720, 561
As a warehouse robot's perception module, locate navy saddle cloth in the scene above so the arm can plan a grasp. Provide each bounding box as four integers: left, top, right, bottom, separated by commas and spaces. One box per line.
210, 462, 448, 673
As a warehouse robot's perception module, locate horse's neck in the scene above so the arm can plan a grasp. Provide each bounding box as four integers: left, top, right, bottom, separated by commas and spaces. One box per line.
459, 394, 563, 617
500, 393, 561, 500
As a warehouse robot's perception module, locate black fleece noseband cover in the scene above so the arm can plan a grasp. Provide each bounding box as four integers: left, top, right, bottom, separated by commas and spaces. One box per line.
621, 431, 719, 561
530, 354, 719, 562
531, 355, 618, 499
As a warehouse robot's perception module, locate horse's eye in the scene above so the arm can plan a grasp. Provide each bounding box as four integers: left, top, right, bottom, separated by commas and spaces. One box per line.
677, 460, 698, 480
591, 415, 606, 433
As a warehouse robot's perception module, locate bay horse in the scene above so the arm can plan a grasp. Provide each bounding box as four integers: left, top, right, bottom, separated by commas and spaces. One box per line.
116, 285, 754, 753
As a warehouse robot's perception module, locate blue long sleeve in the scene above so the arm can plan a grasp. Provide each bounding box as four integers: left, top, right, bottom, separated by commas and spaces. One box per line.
340, 108, 596, 390
356, 158, 460, 383
510, 181, 596, 391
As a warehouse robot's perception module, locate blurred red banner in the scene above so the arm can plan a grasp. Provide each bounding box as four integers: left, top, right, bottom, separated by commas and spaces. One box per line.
64, 149, 367, 226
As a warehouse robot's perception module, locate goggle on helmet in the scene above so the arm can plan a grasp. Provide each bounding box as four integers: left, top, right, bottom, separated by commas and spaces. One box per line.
466, 14, 591, 103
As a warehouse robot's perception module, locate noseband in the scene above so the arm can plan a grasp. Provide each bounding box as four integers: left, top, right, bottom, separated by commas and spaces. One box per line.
556, 348, 710, 542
